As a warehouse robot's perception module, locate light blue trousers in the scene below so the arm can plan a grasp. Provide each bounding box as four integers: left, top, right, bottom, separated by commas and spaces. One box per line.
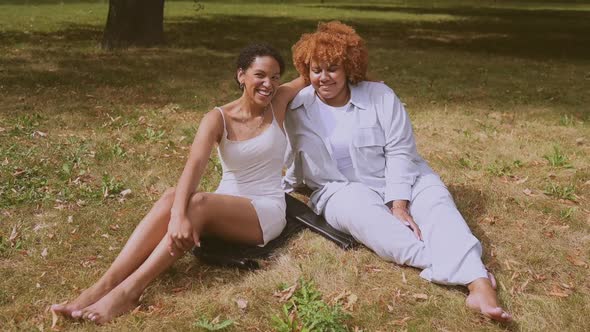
323, 182, 488, 286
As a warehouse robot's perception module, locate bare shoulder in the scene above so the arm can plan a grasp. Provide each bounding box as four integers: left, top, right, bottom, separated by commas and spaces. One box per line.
196, 108, 225, 142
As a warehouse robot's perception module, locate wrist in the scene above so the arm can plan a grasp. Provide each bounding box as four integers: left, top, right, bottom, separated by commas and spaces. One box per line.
391, 200, 409, 209
170, 208, 185, 218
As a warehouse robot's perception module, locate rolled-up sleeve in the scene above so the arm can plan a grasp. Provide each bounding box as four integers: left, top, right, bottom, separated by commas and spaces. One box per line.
381, 92, 420, 203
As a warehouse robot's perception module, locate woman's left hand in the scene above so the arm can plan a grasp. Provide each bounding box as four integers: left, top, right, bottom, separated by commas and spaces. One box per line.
389, 201, 422, 241
167, 214, 199, 256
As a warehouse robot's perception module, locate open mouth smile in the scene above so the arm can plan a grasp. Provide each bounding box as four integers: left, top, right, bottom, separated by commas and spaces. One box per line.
257, 89, 272, 97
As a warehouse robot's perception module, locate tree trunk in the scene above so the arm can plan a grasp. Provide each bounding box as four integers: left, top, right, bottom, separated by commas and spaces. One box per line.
102, 0, 165, 50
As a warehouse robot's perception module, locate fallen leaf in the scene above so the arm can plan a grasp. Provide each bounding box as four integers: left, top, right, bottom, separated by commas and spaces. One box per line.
548, 290, 569, 298
51, 308, 59, 329
567, 255, 588, 268
9, 225, 19, 246
12, 169, 26, 177
131, 305, 142, 314
343, 293, 358, 311
364, 265, 382, 273
34, 223, 50, 233
412, 293, 428, 300
392, 316, 411, 326
235, 298, 248, 310
273, 284, 297, 303
548, 285, 570, 298
41, 248, 48, 258
561, 283, 574, 290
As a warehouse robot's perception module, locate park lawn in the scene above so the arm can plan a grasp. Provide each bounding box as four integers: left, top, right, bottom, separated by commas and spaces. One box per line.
1, 0, 589, 330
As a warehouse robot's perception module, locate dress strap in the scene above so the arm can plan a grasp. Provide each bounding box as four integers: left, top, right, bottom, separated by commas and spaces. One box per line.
269, 103, 276, 121
214, 107, 228, 138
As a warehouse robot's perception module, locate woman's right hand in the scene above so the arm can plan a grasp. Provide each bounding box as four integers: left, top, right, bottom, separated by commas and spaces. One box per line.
389, 200, 422, 241
167, 214, 199, 256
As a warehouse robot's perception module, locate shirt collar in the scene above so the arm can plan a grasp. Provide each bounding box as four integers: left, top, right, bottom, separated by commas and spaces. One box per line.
290, 82, 368, 111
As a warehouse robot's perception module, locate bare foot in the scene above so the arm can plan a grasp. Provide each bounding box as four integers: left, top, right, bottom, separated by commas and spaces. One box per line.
51, 280, 114, 318
71, 285, 140, 324
466, 277, 512, 323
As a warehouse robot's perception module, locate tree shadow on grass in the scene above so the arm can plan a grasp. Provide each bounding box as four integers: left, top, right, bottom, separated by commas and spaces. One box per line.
344, 5, 590, 62
0, 6, 588, 116
447, 183, 495, 266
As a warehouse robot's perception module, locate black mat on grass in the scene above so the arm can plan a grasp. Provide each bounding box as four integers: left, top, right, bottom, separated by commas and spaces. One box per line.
192, 194, 359, 270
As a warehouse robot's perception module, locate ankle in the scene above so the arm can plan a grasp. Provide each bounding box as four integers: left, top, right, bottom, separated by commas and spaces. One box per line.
468, 277, 493, 293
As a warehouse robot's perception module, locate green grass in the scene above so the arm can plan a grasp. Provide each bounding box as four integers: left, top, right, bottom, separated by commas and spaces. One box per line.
544, 145, 573, 168
1, 1, 589, 331
272, 278, 350, 331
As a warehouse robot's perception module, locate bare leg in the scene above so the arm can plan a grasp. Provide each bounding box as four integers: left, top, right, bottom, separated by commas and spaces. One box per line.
73, 193, 263, 324
466, 278, 512, 322
51, 188, 177, 317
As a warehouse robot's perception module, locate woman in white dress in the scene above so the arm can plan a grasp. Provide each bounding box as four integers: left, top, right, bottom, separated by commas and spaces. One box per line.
51, 44, 305, 324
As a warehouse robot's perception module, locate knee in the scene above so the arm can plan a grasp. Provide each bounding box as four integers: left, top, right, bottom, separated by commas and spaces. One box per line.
187, 192, 210, 226
189, 192, 208, 211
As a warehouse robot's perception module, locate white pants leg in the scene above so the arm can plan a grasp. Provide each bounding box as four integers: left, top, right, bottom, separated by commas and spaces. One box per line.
323, 182, 488, 286
324, 183, 430, 269
410, 185, 488, 285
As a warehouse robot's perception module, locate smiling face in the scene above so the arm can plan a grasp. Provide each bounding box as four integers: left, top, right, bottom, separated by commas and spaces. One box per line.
309, 60, 350, 107
237, 56, 281, 107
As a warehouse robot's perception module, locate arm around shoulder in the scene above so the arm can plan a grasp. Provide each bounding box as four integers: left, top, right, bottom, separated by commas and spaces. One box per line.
272, 76, 307, 124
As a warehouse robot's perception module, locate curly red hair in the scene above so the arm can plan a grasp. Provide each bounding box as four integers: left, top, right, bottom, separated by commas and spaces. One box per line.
292, 21, 368, 84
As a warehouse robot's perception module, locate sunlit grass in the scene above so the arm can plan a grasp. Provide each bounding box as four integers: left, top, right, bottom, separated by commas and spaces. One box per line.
1, 1, 589, 331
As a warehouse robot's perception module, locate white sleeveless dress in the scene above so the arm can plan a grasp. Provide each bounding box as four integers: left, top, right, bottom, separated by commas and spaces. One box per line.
214, 106, 287, 245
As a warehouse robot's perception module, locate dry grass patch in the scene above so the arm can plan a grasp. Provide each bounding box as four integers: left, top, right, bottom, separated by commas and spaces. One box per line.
1, 1, 589, 331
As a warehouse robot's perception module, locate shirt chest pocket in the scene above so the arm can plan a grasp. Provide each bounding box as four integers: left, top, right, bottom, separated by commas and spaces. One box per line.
352, 127, 386, 174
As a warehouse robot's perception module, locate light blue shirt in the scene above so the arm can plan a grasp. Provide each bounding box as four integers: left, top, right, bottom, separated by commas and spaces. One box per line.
283, 81, 442, 214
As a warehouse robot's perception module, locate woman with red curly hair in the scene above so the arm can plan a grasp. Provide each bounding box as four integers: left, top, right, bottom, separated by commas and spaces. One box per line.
283, 21, 512, 322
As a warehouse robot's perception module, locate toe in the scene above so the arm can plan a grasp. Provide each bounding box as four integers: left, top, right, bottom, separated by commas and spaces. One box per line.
82, 310, 93, 320
71, 310, 82, 319
501, 311, 513, 322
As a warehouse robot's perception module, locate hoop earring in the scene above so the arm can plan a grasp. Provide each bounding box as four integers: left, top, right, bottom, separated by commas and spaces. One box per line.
239, 82, 245, 90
